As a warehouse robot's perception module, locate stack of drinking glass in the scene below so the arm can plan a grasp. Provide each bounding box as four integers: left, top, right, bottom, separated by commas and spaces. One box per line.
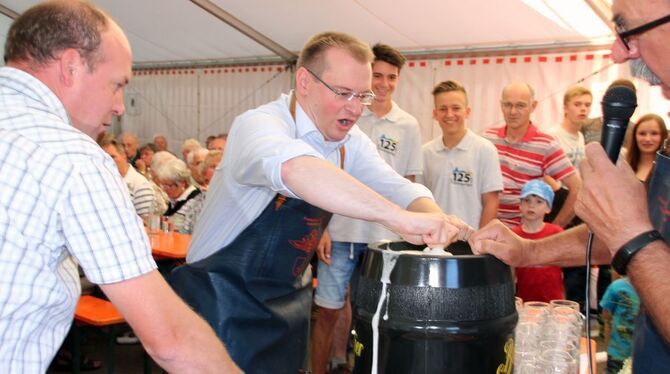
514, 299, 584, 374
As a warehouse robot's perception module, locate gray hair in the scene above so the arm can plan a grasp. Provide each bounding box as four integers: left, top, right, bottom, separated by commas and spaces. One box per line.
154, 158, 191, 184
187, 147, 209, 166
181, 138, 201, 153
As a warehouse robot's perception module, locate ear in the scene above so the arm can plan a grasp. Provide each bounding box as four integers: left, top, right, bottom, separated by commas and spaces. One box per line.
432, 107, 438, 120
295, 67, 311, 96
530, 100, 538, 112
58, 48, 85, 87
464, 106, 472, 119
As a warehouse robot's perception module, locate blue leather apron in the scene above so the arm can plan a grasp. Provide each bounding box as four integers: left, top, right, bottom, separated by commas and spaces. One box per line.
170, 94, 342, 373
632, 148, 670, 373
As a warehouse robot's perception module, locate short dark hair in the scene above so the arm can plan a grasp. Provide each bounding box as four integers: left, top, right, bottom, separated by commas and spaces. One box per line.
372, 43, 406, 70
432, 80, 468, 103
4, 0, 109, 70
608, 78, 636, 92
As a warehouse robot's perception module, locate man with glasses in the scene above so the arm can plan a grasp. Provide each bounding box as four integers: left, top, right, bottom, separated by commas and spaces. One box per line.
310, 43, 423, 374
483, 82, 582, 228
472, 1, 670, 371
170, 32, 471, 373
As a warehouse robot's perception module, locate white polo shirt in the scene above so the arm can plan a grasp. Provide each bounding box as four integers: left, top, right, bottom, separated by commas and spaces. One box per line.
420, 129, 503, 228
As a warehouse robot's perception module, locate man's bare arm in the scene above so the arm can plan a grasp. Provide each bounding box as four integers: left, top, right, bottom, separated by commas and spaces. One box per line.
552, 172, 581, 227
101, 271, 242, 373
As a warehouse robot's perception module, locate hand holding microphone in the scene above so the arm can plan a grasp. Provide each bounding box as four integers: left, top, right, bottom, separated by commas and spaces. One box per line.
576, 85, 652, 252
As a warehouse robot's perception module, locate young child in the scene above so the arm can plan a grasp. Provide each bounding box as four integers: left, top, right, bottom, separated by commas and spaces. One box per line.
512, 179, 565, 302
600, 273, 640, 374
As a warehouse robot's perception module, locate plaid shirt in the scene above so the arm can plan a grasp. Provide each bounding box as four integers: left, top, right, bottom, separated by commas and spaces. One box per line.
0, 67, 156, 372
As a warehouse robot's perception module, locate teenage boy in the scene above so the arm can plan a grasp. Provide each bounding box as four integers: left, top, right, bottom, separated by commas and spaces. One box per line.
420, 80, 502, 229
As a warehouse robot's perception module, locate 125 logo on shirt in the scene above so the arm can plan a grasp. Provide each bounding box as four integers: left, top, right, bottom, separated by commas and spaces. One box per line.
451, 167, 473, 185
378, 134, 399, 155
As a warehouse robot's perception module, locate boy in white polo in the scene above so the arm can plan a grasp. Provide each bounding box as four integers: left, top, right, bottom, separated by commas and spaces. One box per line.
420, 80, 503, 228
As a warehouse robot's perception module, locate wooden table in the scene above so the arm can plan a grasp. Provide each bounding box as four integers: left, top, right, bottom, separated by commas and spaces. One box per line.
149, 231, 191, 259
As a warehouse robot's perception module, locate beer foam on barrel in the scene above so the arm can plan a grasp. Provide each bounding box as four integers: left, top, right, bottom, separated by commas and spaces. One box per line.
371, 249, 399, 374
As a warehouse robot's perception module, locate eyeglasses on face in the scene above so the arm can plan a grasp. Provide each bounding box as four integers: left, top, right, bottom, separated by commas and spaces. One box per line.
304, 67, 375, 106
616, 13, 670, 51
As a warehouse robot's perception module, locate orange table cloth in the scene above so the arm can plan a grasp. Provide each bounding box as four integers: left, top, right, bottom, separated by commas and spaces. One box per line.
149, 231, 191, 259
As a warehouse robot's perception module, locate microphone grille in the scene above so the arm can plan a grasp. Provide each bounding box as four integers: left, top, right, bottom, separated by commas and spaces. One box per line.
602, 85, 637, 118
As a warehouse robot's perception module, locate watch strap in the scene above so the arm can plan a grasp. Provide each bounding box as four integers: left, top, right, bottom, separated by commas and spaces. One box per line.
611, 230, 664, 275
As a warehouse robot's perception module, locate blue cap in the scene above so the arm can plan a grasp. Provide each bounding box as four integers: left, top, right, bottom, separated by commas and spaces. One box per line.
520, 179, 554, 207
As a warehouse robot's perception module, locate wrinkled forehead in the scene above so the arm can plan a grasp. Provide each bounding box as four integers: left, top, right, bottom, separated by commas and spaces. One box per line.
612, 0, 666, 25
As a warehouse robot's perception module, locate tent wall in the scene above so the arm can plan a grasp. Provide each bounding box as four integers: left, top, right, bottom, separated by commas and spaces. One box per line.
121, 65, 292, 152
121, 50, 667, 154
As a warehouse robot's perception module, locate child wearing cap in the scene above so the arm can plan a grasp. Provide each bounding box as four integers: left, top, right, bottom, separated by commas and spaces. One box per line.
512, 179, 565, 303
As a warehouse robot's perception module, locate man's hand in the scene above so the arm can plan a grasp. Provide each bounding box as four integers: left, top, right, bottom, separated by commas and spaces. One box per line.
576, 143, 654, 255
468, 219, 531, 266
315, 230, 332, 265
390, 211, 473, 248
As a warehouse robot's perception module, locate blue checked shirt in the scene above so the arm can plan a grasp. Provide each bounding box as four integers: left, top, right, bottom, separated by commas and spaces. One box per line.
0, 67, 156, 372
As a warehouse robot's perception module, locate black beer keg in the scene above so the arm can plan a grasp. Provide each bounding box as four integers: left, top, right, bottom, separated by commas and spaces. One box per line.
352, 241, 517, 374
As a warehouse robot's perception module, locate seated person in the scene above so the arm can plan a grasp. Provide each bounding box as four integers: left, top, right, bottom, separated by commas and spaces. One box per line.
154, 158, 202, 233
136, 142, 157, 177
181, 138, 201, 162
99, 134, 156, 217
202, 150, 223, 186
188, 147, 209, 190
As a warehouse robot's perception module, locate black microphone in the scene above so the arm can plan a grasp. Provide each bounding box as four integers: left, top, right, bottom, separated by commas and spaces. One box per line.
600, 85, 637, 163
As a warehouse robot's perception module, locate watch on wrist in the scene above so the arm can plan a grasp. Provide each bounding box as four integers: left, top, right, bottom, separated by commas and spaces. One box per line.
611, 230, 664, 275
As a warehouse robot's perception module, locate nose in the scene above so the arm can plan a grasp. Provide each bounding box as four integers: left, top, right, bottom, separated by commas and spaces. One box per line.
113, 90, 126, 116
345, 99, 365, 116
610, 37, 631, 64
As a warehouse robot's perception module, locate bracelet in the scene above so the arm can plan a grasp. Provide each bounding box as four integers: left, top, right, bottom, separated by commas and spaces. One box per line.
611, 230, 664, 275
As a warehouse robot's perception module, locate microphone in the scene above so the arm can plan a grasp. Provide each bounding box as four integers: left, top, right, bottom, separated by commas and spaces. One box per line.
600, 85, 637, 163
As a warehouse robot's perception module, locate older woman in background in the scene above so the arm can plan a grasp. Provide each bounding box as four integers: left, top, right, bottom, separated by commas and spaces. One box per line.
626, 114, 668, 182
154, 158, 202, 233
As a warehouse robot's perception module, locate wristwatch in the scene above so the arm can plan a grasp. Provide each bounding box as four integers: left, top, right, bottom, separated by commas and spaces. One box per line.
611, 230, 664, 275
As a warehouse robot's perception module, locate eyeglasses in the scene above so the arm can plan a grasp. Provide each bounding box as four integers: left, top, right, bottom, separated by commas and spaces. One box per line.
616, 14, 670, 51
158, 181, 179, 190
304, 67, 375, 106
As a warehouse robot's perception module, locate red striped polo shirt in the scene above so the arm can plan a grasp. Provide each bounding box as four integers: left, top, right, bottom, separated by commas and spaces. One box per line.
483, 123, 576, 226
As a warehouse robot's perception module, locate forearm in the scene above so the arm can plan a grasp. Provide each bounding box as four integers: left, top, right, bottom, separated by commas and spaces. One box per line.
628, 241, 670, 343
526, 224, 611, 267
147, 304, 242, 373
282, 156, 403, 228
552, 188, 578, 227
553, 173, 582, 227
102, 272, 242, 373
406, 196, 441, 214
479, 192, 499, 228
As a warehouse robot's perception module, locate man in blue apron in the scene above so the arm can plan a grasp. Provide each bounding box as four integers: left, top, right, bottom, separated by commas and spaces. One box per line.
170, 32, 472, 373
470, 1, 670, 372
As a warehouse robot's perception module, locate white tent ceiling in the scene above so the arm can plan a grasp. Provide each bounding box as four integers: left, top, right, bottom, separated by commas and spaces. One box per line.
0, 0, 615, 68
